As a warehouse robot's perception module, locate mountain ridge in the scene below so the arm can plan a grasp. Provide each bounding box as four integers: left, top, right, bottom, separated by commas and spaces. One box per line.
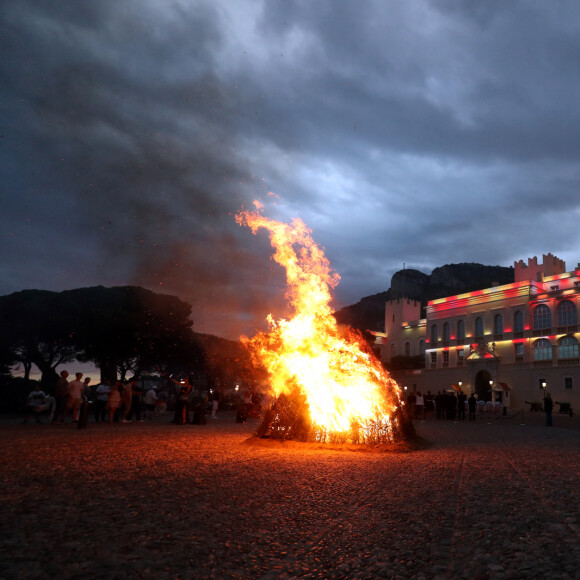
334, 262, 514, 333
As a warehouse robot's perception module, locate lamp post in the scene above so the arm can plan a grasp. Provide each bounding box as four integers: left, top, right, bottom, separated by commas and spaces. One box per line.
542, 380, 547, 400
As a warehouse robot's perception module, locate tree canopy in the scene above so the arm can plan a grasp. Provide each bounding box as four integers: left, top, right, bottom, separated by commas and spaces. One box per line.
0, 286, 204, 387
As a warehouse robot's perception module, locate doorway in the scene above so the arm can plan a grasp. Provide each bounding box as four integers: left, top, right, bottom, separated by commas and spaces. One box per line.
475, 370, 492, 401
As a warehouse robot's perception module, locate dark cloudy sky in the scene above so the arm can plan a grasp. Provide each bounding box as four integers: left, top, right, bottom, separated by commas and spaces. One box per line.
2, 1, 580, 340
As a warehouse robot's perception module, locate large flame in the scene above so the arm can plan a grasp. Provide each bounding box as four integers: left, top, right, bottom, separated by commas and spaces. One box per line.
236, 205, 404, 443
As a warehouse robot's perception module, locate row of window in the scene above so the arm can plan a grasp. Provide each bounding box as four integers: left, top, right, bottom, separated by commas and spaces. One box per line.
534, 336, 579, 360
430, 300, 578, 343
534, 301, 577, 329
419, 336, 578, 362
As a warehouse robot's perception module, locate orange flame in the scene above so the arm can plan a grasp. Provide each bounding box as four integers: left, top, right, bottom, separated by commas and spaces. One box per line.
236, 206, 403, 442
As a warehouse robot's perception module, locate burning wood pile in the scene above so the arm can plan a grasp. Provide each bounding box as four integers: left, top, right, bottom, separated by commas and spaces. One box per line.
256, 386, 413, 445
237, 203, 413, 446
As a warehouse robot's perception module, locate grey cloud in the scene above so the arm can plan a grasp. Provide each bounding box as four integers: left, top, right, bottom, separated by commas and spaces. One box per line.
2, 0, 580, 339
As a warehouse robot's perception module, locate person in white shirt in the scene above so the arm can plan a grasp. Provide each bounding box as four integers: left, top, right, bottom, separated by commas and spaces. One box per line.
415, 392, 425, 420
23, 388, 47, 424
60, 372, 84, 423
144, 387, 158, 420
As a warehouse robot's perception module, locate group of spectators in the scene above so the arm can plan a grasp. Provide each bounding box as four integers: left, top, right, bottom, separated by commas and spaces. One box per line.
89, 377, 168, 423
23, 371, 89, 424
23, 371, 169, 425
406, 390, 479, 421
168, 376, 225, 425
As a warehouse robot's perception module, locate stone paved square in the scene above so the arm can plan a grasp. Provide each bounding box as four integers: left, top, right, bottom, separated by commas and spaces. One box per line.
1, 412, 579, 579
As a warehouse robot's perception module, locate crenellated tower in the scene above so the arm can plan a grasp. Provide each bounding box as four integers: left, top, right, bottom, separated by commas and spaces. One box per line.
514, 253, 566, 283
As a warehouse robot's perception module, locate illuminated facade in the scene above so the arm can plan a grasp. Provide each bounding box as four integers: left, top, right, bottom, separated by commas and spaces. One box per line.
380, 254, 580, 411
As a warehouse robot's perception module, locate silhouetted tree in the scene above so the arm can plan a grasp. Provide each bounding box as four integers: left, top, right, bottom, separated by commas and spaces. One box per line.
196, 333, 265, 390
63, 286, 202, 382
0, 290, 80, 388
0, 286, 202, 385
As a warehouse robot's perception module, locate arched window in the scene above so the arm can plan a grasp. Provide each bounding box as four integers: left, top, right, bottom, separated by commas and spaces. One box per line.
533, 338, 552, 361
475, 317, 484, 338
533, 304, 551, 330
513, 310, 524, 333
457, 319, 465, 340
430, 325, 438, 344
404, 341, 411, 357
558, 336, 579, 359
419, 340, 425, 356
442, 322, 450, 341
557, 300, 577, 326
494, 314, 503, 335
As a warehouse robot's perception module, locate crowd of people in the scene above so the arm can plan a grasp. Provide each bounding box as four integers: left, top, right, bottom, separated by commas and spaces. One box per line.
21, 370, 264, 428
405, 390, 479, 421
21, 372, 195, 425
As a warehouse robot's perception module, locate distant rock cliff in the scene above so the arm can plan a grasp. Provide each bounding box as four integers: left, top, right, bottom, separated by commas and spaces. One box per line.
334, 262, 514, 333
390, 268, 429, 301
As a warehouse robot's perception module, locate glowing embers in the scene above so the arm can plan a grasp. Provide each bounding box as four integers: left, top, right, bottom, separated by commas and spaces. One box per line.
236, 204, 408, 444
256, 386, 404, 444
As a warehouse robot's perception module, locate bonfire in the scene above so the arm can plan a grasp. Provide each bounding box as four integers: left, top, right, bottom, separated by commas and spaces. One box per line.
236, 203, 412, 445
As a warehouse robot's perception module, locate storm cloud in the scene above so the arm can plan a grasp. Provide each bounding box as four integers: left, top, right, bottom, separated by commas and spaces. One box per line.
2, 0, 580, 339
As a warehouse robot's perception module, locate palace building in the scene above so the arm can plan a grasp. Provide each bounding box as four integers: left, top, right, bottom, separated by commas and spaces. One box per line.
378, 254, 580, 413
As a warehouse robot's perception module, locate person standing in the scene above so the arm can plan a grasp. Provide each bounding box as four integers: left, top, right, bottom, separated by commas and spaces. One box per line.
94, 380, 110, 422
78, 377, 92, 429
121, 381, 133, 423
128, 379, 143, 422
105, 382, 122, 423
52, 370, 69, 424
415, 392, 424, 420
170, 376, 192, 424
544, 392, 554, 427
468, 393, 477, 421
448, 392, 457, 421
143, 386, 158, 420
61, 372, 84, 423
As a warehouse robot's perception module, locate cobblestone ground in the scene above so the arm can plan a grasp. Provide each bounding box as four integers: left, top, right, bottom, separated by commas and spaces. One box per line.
0, 413, 579, 579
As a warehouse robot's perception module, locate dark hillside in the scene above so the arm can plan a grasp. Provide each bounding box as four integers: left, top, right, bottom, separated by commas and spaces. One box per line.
334, 263, 514, 333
